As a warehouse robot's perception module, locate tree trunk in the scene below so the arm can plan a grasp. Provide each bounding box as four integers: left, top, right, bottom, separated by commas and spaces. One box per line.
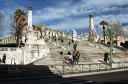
103, 25, 105, 44
16, 30, 22, 47
40, 31, 42, 39
116, 36, 118, 45
16, 33, 20, 47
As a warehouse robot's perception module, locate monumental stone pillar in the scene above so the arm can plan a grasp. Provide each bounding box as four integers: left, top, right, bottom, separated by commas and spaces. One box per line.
88, 15, 97, 41
28, 6, 33, 32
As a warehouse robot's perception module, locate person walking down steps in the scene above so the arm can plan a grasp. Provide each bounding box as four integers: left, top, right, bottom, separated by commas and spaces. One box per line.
2, 53, 6, 64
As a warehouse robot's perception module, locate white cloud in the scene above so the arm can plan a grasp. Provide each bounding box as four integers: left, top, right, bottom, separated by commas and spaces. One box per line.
83, 0, 128, 8
33, 0, 128, 23
1, 0, 128, 35
48, 17, 87, 30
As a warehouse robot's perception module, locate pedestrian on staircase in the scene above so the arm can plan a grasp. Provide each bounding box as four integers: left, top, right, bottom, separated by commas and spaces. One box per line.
72, 50, 77, 64
68, 41, 71, 46
67, 51, 71, 55
104, 52, 108, 63
73, 42, 77, 51
0, 58, 2, 64
76, 51, 80, 64
67, 51, 73, 65
61, 38, 64, 44
2, 53, 6, 64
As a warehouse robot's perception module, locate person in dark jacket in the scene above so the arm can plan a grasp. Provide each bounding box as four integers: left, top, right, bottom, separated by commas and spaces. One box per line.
104, 52, 108, 63
76, 51, 80, 64
2, 53, 6, 64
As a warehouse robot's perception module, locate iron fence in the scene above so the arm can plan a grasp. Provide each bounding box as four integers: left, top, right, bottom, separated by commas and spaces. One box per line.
50, 61, 128, 75
0, 61, 128, 75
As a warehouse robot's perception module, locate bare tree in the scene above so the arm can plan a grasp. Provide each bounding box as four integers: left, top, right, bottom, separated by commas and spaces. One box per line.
109, 21, 124, 45
123, 29, 128, 41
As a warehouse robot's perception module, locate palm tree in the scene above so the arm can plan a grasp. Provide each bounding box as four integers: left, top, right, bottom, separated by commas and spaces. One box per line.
100, 20, 108, 44
13, 9, 26, 46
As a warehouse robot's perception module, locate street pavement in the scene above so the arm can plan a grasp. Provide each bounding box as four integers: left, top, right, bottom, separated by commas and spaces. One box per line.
1, 70, 128, 84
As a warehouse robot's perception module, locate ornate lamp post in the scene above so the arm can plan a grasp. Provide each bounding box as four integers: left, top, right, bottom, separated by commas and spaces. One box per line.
66, 29, 71, 51
107, 28, 114, 63
81, 32, 85, 45
56, 30, 59, 46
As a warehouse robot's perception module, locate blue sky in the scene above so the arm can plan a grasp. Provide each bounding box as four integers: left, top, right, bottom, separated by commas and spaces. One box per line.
0, 0, 128, 35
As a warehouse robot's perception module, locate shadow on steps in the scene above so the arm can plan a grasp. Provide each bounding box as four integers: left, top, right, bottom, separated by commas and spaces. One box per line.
0, 64, 55, 77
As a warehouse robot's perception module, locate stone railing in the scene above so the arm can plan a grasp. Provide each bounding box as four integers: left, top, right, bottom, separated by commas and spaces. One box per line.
0, 36, 16, 43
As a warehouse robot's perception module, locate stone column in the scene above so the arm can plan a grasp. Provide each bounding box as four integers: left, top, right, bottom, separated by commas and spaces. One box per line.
88, 15, 97, 41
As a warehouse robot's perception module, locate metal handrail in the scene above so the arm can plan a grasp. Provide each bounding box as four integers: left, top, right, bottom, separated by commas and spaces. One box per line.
0, 61, 128, 76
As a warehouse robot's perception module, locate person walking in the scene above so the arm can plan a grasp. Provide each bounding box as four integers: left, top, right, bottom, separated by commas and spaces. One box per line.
76, 51, 80, 64
2, 53, 6, 64
67, 51, 73, 65
104, 52, 108, 63
73, 42, 77, 51
68, 41, 71, 46
72, 51, 77, 64
0, 58, 2, 64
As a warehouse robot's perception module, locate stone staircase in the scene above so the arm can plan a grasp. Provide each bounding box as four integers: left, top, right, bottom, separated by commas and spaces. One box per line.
34, 40, 128, 65
79, 42, 128, 63
48, 41, 94, 64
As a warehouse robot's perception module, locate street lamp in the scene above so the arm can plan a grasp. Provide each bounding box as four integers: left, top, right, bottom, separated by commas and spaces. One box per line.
107, 28, 114, 63
81, 32, 85, 45
56, 30, 59, 46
